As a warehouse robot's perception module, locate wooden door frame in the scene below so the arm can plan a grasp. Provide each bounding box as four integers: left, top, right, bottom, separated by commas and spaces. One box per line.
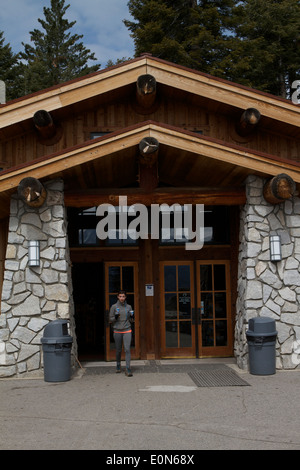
105, 261, 140, 361
159, 260, 196, 358
159, 259, 233, 358
196, 260, 232, 358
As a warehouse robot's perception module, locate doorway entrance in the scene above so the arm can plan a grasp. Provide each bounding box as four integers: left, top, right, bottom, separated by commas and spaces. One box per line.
105, 262, 140, 361
160, 260, 232, 358
72, 262, 105, 360
159, 261, 195, 357
72, 261, 140, 361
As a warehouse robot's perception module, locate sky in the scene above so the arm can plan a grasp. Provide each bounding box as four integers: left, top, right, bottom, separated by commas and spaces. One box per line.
0, 0, 135, 69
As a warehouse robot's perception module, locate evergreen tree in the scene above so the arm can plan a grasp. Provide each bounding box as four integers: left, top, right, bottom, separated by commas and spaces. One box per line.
226, 0, 300, 98
20, 0, 100, 95
124, 0, 235, 75
0, 31, 22, 101
106, 57, 132, 68
125, 0, 300, 98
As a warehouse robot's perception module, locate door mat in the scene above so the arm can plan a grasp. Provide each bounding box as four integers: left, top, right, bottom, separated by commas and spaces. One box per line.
188, 368, 250, 387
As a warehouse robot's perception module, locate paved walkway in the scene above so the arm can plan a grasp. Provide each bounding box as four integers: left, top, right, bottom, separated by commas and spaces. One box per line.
1, 359, 300, 450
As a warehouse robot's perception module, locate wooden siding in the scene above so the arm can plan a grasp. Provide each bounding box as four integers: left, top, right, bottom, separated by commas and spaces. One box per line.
1, 93, 299, 171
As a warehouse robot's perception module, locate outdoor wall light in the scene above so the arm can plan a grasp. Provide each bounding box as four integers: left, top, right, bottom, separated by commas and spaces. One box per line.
28, 240, 40, 267
270, 235, 282, 262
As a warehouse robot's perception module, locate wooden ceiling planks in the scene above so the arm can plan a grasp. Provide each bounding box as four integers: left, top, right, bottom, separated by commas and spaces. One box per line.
1, 122, 300, 197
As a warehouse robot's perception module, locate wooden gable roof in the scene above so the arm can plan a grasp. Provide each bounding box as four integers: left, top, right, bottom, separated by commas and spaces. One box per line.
1, 54, 299, 135
0, 54, 299, 219
0, 120, 299, 218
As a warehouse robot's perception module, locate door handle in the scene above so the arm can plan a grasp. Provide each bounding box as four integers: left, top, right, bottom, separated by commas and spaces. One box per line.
192, 308, 196, 325
197, 308, 201, 323
192, 308, 201, 324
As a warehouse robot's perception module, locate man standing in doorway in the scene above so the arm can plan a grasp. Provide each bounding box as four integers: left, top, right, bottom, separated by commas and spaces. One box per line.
109, 290, 134, 376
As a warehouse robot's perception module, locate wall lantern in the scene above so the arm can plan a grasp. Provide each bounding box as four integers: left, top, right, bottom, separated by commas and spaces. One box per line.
270, 235, 282, 262
28, 240, 40, 267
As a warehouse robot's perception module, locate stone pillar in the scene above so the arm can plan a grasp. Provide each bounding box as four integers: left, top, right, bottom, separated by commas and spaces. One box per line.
0, 179, 76, 378
235, 175, 300, 370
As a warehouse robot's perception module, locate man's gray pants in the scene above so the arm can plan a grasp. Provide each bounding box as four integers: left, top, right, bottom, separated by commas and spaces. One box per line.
113, 331, 132, 369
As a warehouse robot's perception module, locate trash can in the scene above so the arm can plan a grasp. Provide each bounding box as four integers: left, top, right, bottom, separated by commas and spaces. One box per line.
246, 317, 277, 375
41, 319, 73, 382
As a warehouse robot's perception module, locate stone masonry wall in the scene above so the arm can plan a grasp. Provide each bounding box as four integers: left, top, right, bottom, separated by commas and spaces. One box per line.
0, 179, 76, 378
235, 175, 300, 370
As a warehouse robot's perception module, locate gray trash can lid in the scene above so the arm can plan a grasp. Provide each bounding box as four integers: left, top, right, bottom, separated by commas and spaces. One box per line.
246, 317, 277, 338
41, 319, 73, 344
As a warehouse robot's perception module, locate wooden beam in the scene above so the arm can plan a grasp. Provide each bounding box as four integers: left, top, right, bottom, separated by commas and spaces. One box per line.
136, 74, 156, 107
64, 186, 246, 207
0, 59, 148, 129
146, 58, 300, 128
139, 137, 159, 166
133, 74, 159, 114
263, 173, 296, 204
17, 177, 47, 207
147, 123, 300, 182
1, 56, 299, 133
0, 124, 150, 192
33, 110, 56, 139
138, 137, 159, 191
235, 108, 261, 137
33, 110, 63, 145
1, 122, 300, 197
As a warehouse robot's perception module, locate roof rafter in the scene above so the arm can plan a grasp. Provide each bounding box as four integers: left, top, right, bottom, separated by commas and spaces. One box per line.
1, 122, 300, 196
1, 55, 299, 130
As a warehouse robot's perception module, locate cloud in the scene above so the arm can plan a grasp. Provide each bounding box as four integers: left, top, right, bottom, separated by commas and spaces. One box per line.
69, 0, 134, 65
0, 0, 42, 50
0, 0, 134, 67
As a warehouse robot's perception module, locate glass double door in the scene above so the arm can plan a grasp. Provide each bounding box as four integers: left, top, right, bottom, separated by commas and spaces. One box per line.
160, 260, 232, 358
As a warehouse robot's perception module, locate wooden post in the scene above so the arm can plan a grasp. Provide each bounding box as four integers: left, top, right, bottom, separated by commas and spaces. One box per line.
135, 74, 158, 114
139, 137, 159, 166
33, 110, 62, 145
140, 238, 156, 359
263, 173, 296, 204
64, 187, 247, 207
236, 108, 261, 137
17, 177, 47, 208
138, 137, 159, 191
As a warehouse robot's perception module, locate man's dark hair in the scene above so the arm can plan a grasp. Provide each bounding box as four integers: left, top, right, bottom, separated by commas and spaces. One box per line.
118, 290, 127, 296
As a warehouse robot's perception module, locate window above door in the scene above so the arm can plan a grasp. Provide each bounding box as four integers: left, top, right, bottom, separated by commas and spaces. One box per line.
67, 205, 230, 247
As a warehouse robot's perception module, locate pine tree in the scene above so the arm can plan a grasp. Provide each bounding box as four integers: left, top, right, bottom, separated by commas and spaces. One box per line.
124, 0, 235, 75
0, 31, 22, 101
227, 0, 300, 98
124, 0, 300, 98
20, 0, 100, 95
